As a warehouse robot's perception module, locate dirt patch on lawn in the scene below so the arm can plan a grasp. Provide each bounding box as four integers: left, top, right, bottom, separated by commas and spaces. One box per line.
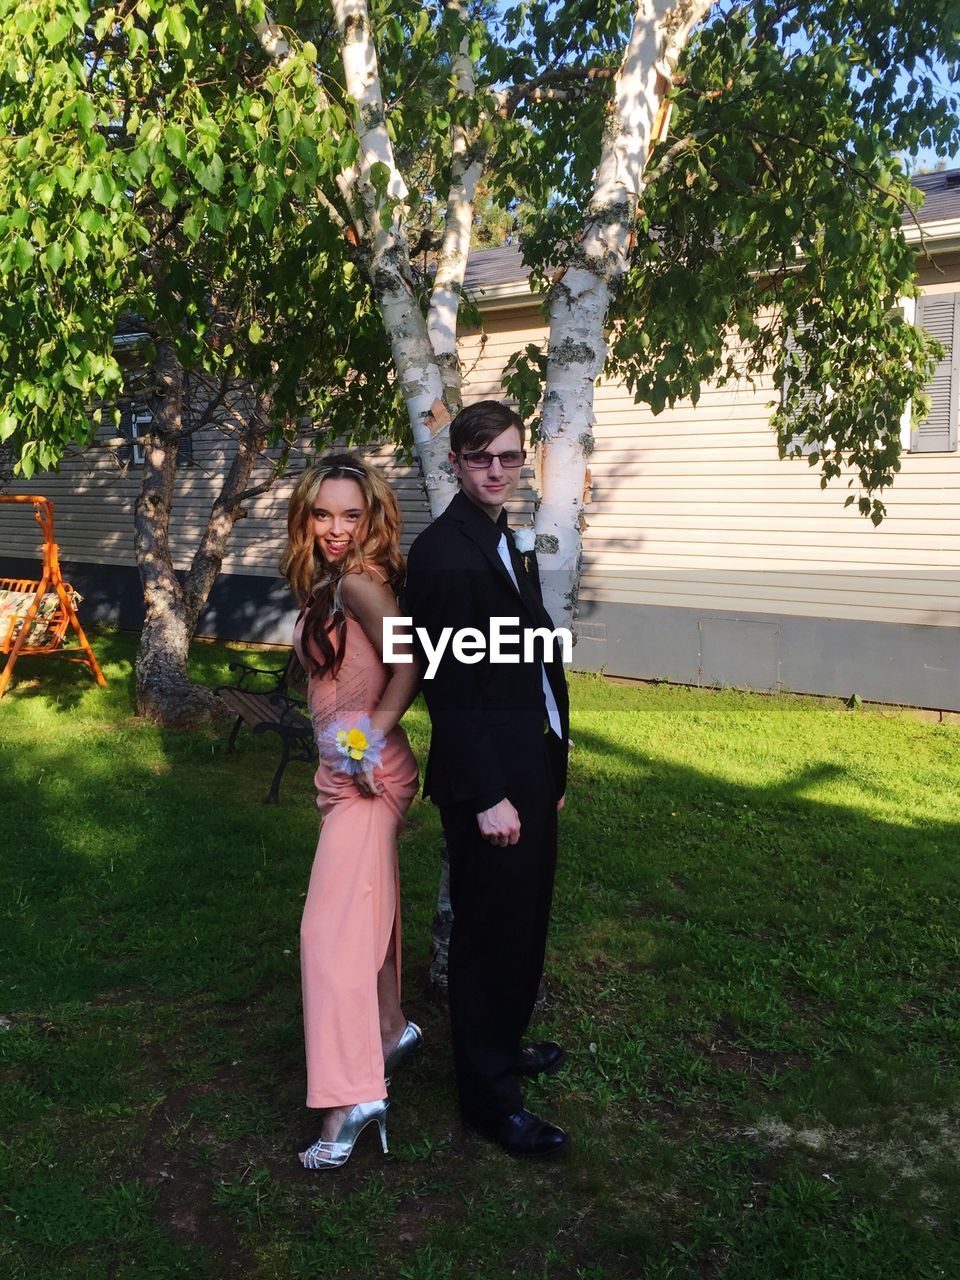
739, 1109, 960, 1201
134, 1079, 257, 1275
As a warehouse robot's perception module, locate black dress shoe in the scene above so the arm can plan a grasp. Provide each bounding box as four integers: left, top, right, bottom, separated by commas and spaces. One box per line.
516, 1041, 567, 1078
464, 1108, 569, 1158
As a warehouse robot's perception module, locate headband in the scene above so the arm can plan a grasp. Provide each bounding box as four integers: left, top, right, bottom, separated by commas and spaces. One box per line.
318, 463, 366, 480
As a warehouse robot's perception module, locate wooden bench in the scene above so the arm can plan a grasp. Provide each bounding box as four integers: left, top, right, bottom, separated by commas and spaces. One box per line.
215, 653, 316, 804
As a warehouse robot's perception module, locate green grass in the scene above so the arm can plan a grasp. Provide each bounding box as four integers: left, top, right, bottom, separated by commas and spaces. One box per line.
1, 630, 959, 1279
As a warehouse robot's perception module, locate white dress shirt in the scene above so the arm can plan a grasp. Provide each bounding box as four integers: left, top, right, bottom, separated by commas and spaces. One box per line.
497, 532, 563, 739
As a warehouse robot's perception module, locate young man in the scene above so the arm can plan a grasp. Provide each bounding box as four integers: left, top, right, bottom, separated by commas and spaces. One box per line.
405, 400, 570, 1157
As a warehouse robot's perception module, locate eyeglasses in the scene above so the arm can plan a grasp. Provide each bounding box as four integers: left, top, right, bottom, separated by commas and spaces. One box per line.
459, 449, 527, 470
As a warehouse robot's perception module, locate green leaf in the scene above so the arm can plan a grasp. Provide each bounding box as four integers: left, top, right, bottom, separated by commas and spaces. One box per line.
197, 154, 225, 194
182, 209, 202, 242
44, 243, 65, 274
0, 413, 16, 443
167, 7, 190, 48
13, 238, 35, 272
44, 13, 72, 44
74, 95, 96, 133
337, 132, 359, 170
369, 161, 391, 198
164, 124, 188, 163
91, 172, 113, 206
248, 321, 263, 344
127, 146, 151, 186
206, 202, 227, 233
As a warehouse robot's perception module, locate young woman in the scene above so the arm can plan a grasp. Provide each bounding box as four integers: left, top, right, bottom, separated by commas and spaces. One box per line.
280, 454, 421, 1169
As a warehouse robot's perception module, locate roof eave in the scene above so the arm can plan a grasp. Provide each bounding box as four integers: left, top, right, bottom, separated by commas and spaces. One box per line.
904, 216, 960, 254
469, 278, 540, 309
468, 220, 960, 312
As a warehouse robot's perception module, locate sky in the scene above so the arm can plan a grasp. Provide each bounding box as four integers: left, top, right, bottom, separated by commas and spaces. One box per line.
898, 55, 960, 175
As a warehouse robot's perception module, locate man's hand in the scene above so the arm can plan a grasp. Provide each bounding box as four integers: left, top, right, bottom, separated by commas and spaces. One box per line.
557, 793, 565, 813
477, 798, 521, 847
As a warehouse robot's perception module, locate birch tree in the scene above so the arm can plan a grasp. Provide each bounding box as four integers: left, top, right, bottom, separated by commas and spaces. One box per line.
530, 0, 715, 623
268, 0, 956, 627
2, 0, 956, 722
0, 0, 397, 725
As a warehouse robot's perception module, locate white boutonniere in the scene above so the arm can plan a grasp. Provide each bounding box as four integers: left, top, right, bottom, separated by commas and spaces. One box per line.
513, 527, 535, 572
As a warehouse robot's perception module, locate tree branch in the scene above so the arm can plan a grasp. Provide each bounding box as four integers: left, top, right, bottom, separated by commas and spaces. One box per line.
495, 68, 615, 117
745, 122, 931, 248
253, 13, 296, 68
229, 440, 293, 508
640, 128, 711, 186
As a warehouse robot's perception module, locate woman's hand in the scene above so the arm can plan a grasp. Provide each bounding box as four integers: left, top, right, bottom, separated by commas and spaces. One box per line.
354, 765, 382, 798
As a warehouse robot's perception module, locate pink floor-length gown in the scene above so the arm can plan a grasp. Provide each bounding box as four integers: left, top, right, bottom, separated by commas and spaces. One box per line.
294, 571, 419, 1109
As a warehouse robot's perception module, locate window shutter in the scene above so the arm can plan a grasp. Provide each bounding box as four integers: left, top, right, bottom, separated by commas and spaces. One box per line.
116, 407, 135, 467
782, 321, 825, 456
913, 293, 960, 453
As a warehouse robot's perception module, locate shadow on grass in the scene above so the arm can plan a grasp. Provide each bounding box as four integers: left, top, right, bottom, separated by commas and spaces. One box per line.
2, 646, 960, 1279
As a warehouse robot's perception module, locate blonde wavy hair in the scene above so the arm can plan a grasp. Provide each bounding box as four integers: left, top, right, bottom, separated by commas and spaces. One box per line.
280, 454, 405, 678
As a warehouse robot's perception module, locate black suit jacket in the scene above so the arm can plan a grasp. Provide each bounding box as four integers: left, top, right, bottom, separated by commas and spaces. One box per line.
405, 490, 570, 812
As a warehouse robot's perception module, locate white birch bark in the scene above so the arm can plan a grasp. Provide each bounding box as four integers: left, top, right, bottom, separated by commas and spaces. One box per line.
536, 0, 717, 626
426, 2, 486, 413
331, 0, 460, 514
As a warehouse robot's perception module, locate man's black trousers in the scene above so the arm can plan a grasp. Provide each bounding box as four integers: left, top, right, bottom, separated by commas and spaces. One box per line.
439, 731, 563, 1122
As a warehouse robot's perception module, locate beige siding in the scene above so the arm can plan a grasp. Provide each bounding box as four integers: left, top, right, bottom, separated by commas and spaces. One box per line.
459, 297, 960, 630
3, 262, 960, 632
0, 429, 433, 579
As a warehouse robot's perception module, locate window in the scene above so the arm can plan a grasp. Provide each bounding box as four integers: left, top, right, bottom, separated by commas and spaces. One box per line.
116, 402, 193, 467
118, 404, 153, 466
912, 292, 960, 453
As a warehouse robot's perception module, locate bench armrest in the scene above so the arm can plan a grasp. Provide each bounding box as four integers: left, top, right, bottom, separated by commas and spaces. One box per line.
226, 660, 287, 691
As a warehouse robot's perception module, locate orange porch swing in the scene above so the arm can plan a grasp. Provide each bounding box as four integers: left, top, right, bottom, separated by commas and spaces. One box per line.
0, 495, 107, 699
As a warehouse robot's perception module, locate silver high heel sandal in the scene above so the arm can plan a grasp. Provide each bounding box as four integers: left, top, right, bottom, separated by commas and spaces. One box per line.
384, 1021, 423, 1086
299, 1099, 389, 1170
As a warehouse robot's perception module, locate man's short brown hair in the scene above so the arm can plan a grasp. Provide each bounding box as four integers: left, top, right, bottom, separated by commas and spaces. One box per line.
449, 400, 526, 454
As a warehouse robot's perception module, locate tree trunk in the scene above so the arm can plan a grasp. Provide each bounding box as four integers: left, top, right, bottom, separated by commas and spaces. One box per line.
331, 0, 464, 515
535, 0, 716, 627
133, 348, 273, 728
181, 391, 273, 623
427, 842, 454, 997
133, 342, 218, 726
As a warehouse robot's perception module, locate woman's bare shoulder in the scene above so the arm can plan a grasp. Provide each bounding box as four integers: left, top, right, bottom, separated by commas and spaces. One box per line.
339, 564, 394, 607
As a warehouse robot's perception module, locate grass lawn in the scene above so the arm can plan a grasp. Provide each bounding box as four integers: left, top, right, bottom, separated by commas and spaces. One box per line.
1, 628, 959, 1279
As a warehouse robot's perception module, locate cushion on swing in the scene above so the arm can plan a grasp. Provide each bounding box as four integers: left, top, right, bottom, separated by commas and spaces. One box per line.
0, 587, 81, 648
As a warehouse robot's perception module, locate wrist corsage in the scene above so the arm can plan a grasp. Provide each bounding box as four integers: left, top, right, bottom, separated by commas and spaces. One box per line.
318, 715, 386, 776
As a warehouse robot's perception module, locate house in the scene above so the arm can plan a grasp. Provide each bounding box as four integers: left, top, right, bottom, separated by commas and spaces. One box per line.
2, 168, 959, 710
